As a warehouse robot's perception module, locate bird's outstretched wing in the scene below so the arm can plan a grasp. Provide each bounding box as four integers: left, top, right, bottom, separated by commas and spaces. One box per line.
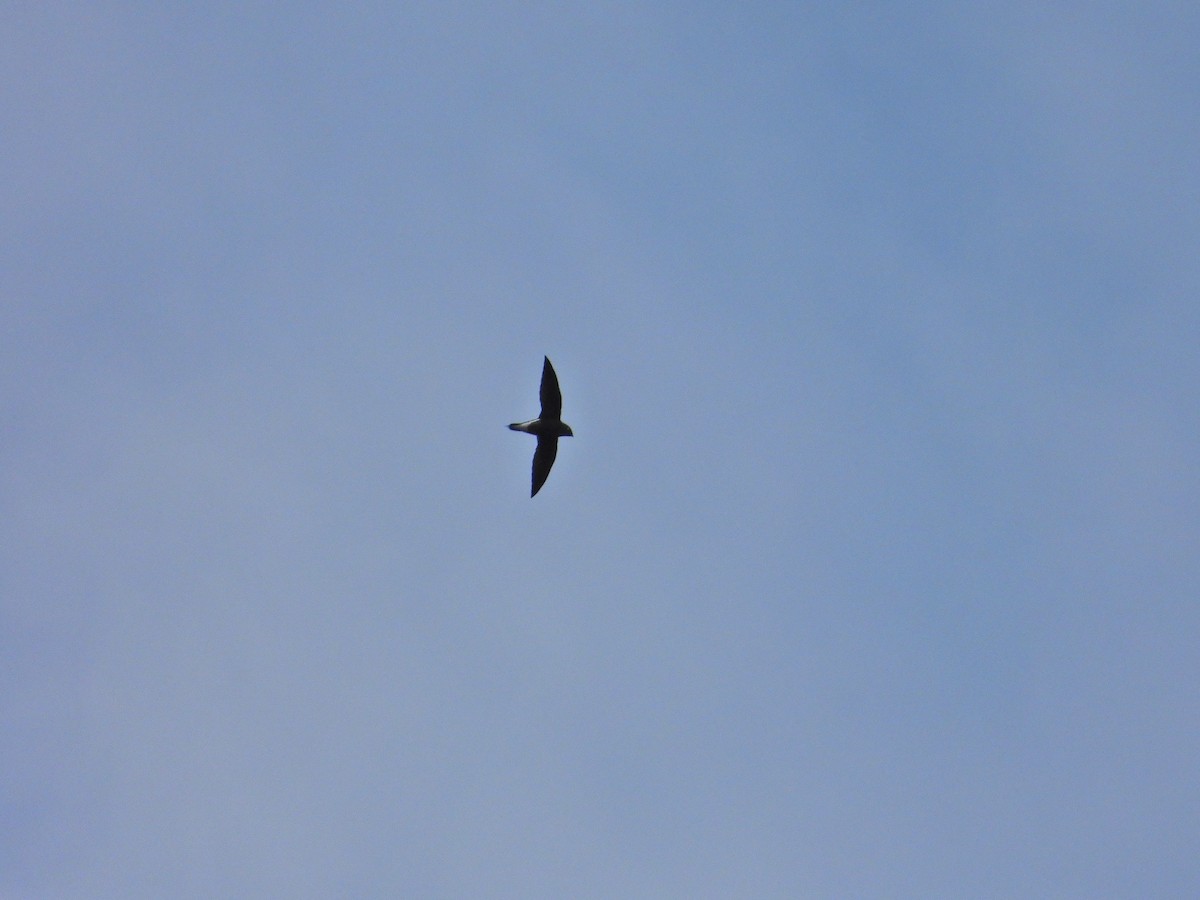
531, 435, 559, 497
539, 356, 562, 420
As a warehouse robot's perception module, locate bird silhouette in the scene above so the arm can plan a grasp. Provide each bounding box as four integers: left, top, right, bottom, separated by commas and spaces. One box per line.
508, 356, 573, 497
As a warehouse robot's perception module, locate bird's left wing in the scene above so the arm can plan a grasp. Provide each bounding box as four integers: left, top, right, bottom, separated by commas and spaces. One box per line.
531, 435, 559, 497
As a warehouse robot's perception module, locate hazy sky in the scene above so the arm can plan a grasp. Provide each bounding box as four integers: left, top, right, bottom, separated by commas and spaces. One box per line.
4, 4, 1198, 897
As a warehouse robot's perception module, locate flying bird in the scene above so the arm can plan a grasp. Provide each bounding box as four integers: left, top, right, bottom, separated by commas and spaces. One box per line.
508, 356, 573, 497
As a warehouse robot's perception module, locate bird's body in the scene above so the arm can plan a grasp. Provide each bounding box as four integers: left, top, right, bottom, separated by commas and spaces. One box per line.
508, 356, 572, 497
507, 418, 574, 438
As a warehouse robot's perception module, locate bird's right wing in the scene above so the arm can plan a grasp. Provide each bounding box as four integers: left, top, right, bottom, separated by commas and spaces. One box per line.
539, 356, 562, 420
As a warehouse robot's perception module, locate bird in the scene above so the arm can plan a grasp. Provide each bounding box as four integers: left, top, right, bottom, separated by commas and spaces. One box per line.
508, 356, 573, 497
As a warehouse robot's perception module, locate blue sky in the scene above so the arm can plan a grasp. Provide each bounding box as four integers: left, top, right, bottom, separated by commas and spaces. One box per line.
3, 4, 1198, 897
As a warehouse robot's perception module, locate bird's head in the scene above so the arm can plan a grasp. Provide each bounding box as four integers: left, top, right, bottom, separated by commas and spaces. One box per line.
560, 423, 574, 437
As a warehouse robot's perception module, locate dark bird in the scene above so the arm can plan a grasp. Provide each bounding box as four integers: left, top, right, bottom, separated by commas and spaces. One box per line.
508, 356, 573, 497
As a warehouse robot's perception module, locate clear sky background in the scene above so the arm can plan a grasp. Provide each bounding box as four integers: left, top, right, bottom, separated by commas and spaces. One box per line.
4, 4, 1198, 897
